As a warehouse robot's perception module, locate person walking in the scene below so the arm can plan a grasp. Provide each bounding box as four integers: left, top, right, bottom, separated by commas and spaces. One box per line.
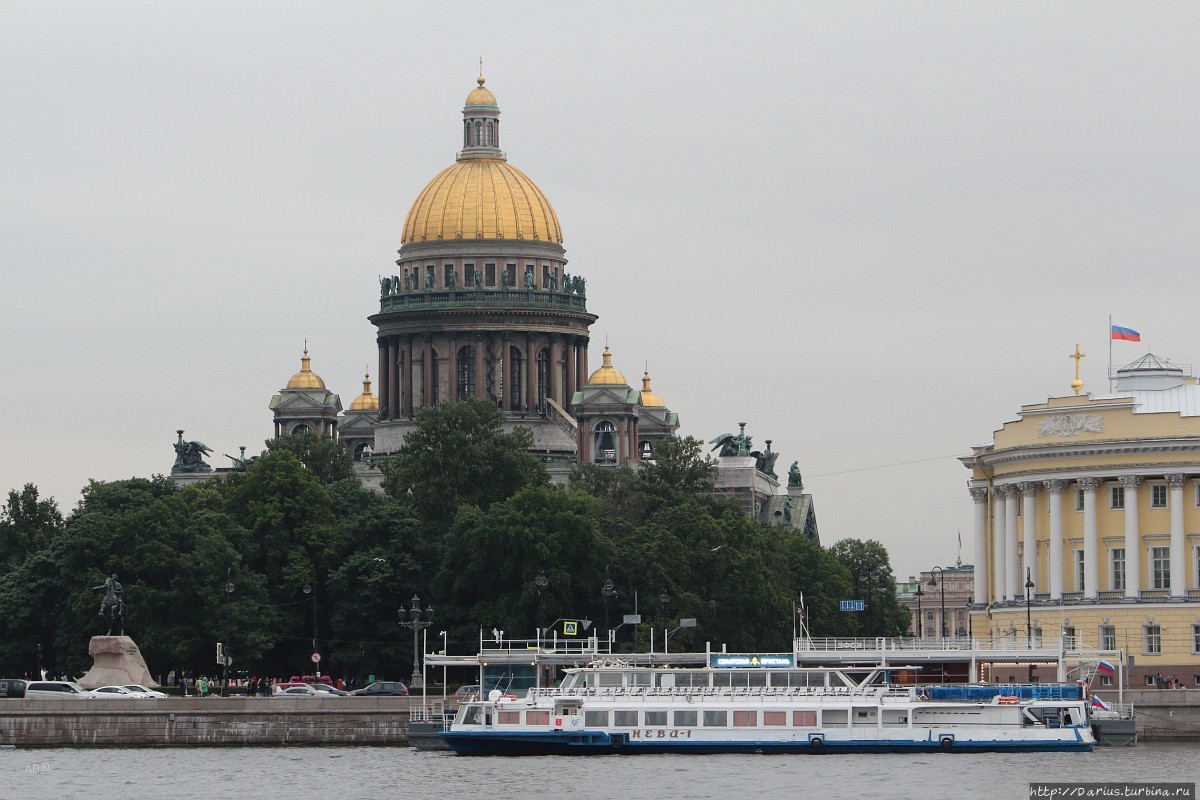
199, 675, 209, 697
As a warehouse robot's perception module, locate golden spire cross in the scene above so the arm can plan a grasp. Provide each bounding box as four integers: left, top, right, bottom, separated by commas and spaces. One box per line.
1069, 343, 1085, 395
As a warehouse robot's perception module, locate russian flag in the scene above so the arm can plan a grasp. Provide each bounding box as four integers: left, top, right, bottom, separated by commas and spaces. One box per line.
1111, 324, 1141, 342
1097, 660, 1115, 675
1091, 696, 1111, 711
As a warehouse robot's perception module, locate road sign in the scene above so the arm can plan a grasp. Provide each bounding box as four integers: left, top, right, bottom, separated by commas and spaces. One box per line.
840, 600, 865, 612
223, 656, 233, 667
311, 652, 321, 663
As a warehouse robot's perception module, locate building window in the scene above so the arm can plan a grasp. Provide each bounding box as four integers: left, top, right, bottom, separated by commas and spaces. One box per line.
509, 347, 523, 409
505, 263, 516, 287
464, 263, 475, 285
1111, 486, 1125, 510
536, 348, 549, 406
485, 263, 496, 287
1144, 625, 1161, 655
1111, 549, 1125, 592
1195, 483, 1200, 507
1151, 484, 1167, 508
925, 610, 933, 621
1075, 550, 1085, 592
474, 120, 482, 145
1193, 625, 1200, 655
1151, 546, 1170, 590
594, 421, 617, 464
1076, 489, 1085, 511
456, 346, 475, 400
1145, 675, 1158, 687
1063, 626, 1076, 650
1100, 625, 1116, 651
1099, 675, 1113, 686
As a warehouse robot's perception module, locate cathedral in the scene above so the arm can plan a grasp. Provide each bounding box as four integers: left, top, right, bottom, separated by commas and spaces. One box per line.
269, 73, 681, 481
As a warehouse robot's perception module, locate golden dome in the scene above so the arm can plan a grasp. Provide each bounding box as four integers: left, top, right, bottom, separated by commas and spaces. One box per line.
465, 74, 497, 106
402, 158, 562, 244
587, 344, 627, 386
286, 346, 327, 390
348, 369, 379, 411
638, 368, 665, 407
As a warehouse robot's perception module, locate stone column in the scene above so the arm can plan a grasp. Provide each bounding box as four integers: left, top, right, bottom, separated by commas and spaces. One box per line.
377, 339, 389, 418
970, 487, 989, 605
388, 336, 400, 419
448, 336, 458, 401
616, 418, 627, 465
422, 334, 433, 407
402, 336, 414, 416
579, 338, 589, 392
501, 333, 512, 411
1044, 479, 1065, 600
525, 334, 537, 412
1005, 487, 1019, 601
1120, 475, 1143, 599
1167, 473, 1186, 597
564, 338, 576, 401
1080, 477, 1099, 599
474, 333, 485, 400
548, 335, 560, 405
1019, 482, 1038, 592
993, 487, 1008, 603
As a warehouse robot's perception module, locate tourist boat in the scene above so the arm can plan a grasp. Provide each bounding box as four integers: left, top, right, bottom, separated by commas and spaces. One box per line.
439, 659, 1095, 755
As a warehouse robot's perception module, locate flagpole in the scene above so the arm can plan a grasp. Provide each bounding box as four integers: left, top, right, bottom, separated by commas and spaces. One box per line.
1108, 314, 1113, 393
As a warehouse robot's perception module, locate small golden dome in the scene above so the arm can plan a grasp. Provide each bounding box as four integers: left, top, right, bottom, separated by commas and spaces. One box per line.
402, 158, 562, 244
638, 368, 665, 407
587, 344, 628, 386
465, 74, 497, 106
349, 369, 379, 411
286, 346, 327, 390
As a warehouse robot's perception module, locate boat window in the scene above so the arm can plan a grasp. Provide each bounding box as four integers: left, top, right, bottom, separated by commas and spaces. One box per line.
613, 710, 638, 727
597, 672, 623, 687
497, 711, 520, 725
655, 673, 675, 688
628, 672, 651, 687
526, 710, 549, 726
711, 672, 732, 687
561, 675, 580, 689
703, 710, 728, 726
852, 707, 877, 726
732, 711, 757, 727
822, 709, 848, 727
793, 710, 816, 727
762, 711, 787, 726
673, 710, 698, 727
769, 672, 790, 687
584, 710, 609, 727
644, 710, 667, 726
747, 672, 767, 687
463, 706, 482, 725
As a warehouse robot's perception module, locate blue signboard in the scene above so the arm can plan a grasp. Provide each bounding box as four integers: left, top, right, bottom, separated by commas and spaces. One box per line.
839, 600, 865, 612
709, 654, 795, 669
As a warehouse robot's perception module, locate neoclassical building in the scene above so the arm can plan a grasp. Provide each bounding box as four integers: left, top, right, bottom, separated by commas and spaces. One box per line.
963, 353, 1200, 685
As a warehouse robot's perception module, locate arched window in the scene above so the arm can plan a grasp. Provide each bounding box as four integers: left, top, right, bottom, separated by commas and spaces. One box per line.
486, 121, 493, 146
457, 345, 476, 400
594, 421, 617, 464
464, 121, 470, 148
428, 348, 440, 405
536, 347, 549, 408
474, 120, 482, 145
292, 424, 311, 436
510, 346, 523, 409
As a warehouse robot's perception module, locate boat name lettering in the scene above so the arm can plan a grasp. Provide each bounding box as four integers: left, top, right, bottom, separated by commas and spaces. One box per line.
709, 655, 795, 669
629, 729, 692, 739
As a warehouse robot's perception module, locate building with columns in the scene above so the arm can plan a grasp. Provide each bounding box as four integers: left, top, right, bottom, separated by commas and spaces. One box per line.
963, 353, 1200, 685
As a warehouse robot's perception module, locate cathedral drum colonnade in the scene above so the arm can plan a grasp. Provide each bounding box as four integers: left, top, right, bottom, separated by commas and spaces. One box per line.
964, 354, 1200, 684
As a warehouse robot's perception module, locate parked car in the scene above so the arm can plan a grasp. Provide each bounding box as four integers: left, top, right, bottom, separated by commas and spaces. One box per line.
24, 680, 93, 699
123, 684, 167, 698
350, 681, 408, 696
0, 679, 28, 698
274, 685, 321, 697
310, 683, 348, 696
453, 685, 481, 702
90, 685, 151, 700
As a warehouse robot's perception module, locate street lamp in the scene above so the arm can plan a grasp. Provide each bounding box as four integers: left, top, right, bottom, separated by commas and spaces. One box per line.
914, 582, 924, 639
36, 642, 43, 680
601, 573, 616, 645
665, 618, 697, 654
928, 566, 946, 639
1025, 567, 1035, 648
534, 570, 549, 635
439, 630, 448, 704
399, 595, 433, 690
302, 582, 319, 676
222, 569, 234, 696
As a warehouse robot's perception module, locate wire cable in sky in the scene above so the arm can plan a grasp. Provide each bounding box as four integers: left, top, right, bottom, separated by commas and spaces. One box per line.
807, 454, 961, 478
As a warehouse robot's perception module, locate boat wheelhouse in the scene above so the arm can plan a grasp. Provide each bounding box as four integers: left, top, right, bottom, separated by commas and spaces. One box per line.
440, 660, 1095, 755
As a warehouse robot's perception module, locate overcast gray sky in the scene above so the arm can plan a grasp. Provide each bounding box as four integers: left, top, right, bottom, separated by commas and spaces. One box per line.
3, 1, 1197, 582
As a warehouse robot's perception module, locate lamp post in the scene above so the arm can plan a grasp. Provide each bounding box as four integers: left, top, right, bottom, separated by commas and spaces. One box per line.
534, 569, 548, 636
914, 582, 924, 639
399, 595, 433, 690
601, 574, 616, 645
1024, 567, 1035, 649
302, 582, 319, 676
439, 630, 448, 704
221, 569, 234, 696
36, 642, 43, 680
928, 567, 946, 639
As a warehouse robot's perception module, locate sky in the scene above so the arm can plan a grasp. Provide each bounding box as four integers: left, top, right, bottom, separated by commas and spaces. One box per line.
2, 1, 1198, 581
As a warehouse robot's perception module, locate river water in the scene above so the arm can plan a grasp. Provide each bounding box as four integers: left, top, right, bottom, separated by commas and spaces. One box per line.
2, 742, 1196, 799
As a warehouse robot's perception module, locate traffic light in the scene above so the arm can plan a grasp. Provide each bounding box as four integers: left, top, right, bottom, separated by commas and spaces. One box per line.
216, 642, 224, 664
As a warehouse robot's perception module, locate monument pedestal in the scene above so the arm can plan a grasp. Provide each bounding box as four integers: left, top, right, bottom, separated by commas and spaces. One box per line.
78, 636, 158, 689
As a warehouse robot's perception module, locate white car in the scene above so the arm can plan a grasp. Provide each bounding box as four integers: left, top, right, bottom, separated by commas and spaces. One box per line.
90, 685, 151, 699
274, 685, 321, 697
123, 684, 167, 698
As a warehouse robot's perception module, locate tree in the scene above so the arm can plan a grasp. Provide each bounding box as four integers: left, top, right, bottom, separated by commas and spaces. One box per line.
380, 399, 548, 520
265, 431, 355, 485
636, 436, 717, 498
829, 538, 911, 636
0, 484, 63, 568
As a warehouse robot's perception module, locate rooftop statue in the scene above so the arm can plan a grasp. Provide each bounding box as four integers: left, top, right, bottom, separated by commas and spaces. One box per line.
446, 268, 457, 289
172, 430, 213, 473
94, 573, 125, 636
788, 460, 803, 488
425, 269, 435, 289
524, 268, 535, 289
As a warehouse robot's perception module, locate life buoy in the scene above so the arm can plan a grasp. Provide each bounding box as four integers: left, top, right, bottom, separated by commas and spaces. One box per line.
940, 736, 954, 749
501, 694, 516, 701
998, 696, 1019, 705
810, 736, 824, 750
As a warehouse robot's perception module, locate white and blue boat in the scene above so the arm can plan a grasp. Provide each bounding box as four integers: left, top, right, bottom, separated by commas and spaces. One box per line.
440, 659, 1095, 755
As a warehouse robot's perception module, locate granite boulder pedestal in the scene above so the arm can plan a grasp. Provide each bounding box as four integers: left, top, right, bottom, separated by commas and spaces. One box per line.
77, 636, 158, 689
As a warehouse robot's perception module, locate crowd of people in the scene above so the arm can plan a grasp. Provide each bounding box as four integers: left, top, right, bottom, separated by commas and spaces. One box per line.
176, 674, 361, 697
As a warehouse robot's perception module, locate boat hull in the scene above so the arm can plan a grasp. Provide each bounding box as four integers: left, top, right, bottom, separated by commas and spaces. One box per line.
439, 729, 1093, 756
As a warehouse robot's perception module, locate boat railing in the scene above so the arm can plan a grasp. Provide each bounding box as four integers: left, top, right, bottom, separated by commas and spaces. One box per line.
410, 701, 452, 723
525, 684, 902, 702
796, 636, 1090, 653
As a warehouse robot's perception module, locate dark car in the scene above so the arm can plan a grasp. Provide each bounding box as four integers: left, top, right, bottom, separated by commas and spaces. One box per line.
350, 681, 408, 696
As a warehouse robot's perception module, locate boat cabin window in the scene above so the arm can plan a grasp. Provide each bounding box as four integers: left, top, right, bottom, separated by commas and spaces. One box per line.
763, 711, 787, 726
527, 710, 550, 726
793, 710, 816, 727
732, 711, 757, 727
673, 710, 698, 727
628, 672, 651, 687
655, 673, 675, 688
613, 710, 638, 726
822, 709, 848, 727
463, 706, 483, 725
497, 711, 520, 725
644, 711, 667, 726
703, 710, 728, 727
712, 671, 767, 688
585, 710, 609, 727
561, 674, 582, 690
596, 672, 623, 687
